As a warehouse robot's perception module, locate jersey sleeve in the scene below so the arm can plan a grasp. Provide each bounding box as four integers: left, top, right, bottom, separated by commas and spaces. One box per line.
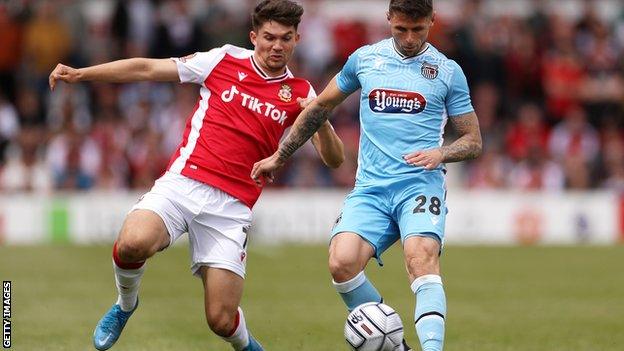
307, 83, 317, 99
445, 61, 475, 117
335, 49, 362, 95
171, 47, 228, 85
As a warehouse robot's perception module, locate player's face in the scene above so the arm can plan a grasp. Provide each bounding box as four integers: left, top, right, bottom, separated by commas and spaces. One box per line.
250, 21, 300, 75
387, 11, 435, 57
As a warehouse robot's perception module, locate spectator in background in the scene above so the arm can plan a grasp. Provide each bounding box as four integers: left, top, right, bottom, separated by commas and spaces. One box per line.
505, 102, 550, 162
471, 81, 504, 150
548, 107, 599, 188
0, 126, 52, 193
0, 92, 19, 165
0, 4, 22, 103
111, 0, 155, 57
503, 21, 543, 102
542, 15, 584, 121
15, 87, 45, 127
46, 103, 101, 190
466, 145, 510, 189
22, 0, 71, 90
296, 0, 335, 78
509, 145, 564, 191
150, 0, 203, 58
598, 116, 624, 191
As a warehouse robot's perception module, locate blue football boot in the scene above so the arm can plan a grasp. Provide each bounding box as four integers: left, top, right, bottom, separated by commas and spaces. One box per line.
92, 299, 138, 350
242, 334, 264, 351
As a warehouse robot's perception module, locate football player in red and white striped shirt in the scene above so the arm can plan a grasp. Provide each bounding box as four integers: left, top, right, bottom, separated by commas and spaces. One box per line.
49, 1, 343, 350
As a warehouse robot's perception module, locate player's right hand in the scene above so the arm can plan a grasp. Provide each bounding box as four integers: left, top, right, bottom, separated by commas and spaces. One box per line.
250, 152, 285, 187
49, 63, 81, 91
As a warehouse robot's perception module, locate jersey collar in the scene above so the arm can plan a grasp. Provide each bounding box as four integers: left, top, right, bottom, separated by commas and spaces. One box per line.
250, 54, 292, 82
391, 39, 430, 60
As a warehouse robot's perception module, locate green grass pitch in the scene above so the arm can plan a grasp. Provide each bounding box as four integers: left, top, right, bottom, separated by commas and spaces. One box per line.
1, 244, 623, 350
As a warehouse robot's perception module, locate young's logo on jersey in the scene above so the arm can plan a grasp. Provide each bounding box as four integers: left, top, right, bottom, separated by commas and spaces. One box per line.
278, 84, 292, 102
368, 88, 426, 114
421, 62, 439, 80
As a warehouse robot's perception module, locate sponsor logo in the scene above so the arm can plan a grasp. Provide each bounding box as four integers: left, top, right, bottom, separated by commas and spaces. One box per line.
368, 88, 426, 114
240, 251, 247, 262
278, 84, 292, 102
421, 62, 439, 79
431, 216, 440, 226
221, 85, 288, 125
179, 53, 197, 63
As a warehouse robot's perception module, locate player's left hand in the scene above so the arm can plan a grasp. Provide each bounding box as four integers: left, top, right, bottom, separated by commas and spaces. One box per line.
403, 148, 444, 170
250, 153, 285, 187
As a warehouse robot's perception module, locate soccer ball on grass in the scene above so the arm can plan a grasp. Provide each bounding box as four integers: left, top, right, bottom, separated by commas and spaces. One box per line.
344, 302, 404, 350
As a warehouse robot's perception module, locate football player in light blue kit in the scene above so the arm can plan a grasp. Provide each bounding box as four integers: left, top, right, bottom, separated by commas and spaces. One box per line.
251, 1, 482, 350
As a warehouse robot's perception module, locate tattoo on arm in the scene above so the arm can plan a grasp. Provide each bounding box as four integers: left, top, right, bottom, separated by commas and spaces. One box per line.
277, 105, 331, 162
440, 112, 483, 163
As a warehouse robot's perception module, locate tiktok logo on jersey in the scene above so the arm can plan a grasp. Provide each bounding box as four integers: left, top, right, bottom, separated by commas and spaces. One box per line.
221, 85, 288, 125
368, 88, 426, 114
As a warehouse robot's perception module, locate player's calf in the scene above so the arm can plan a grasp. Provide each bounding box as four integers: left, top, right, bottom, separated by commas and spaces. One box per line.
333, 271, 383, 312
412, 275, 446, 351
217, 307, 263, 351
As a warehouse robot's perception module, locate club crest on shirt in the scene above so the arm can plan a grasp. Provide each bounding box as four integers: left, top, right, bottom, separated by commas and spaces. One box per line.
368, 88, 427, 114
421, 62, 439, 80
278, 84, 292, 102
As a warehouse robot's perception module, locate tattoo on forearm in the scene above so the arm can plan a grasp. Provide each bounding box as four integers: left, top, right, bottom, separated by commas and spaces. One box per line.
278, 105, 330, 162
441, 113, 482, 163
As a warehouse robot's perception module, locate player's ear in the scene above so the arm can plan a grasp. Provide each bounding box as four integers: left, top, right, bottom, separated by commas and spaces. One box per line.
295, 32, 301, 43
250, 30, 257, 46
386, 11, 391, 22
431, 12, 436, 26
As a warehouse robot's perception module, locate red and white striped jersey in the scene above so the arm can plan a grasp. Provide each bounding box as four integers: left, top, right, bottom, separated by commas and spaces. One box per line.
168, 45, 315, 208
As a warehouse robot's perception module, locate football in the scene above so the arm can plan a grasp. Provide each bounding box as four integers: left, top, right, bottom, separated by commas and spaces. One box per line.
344, 302, 404, 350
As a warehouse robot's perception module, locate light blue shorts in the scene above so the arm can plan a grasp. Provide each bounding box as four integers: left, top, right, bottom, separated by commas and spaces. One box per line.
331, 171, 447, 265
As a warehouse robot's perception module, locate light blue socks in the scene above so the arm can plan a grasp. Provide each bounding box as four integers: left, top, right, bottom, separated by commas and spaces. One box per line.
412, 274, 446, 351
333, 271, 382, 311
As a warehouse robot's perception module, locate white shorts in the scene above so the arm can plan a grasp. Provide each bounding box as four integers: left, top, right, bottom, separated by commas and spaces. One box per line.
131, 172, 252, 278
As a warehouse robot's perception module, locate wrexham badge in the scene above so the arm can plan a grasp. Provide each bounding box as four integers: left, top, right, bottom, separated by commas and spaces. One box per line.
278, 84, 292, 102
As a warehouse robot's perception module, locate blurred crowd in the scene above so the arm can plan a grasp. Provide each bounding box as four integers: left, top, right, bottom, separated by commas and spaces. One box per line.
0, 0, 623, 194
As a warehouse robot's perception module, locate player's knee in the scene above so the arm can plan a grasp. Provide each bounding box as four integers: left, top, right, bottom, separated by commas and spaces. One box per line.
205, 308, 236, 337
116, 236, 152, 262
328, 254, 360, 282
405, 252, 438, 278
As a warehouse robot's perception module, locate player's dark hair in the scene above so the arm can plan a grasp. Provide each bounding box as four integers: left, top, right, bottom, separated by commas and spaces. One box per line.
252, 0, 304, 31
389, 0, 433, 19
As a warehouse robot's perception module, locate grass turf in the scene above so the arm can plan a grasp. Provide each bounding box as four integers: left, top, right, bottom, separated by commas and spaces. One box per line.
1, 244, 623, 350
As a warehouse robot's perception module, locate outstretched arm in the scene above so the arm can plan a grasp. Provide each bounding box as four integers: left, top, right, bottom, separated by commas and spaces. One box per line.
49, 58, 179, 90
250, 76, 350, 185
404, 111, 482, 169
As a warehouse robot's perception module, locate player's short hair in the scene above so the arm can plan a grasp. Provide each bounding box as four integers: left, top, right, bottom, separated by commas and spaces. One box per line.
389, 0, 433, 19
252, 0, 304, 31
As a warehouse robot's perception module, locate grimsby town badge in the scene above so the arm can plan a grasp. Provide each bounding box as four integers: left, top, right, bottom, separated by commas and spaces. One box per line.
278, 84, 292, 102
421, 62, 439, 80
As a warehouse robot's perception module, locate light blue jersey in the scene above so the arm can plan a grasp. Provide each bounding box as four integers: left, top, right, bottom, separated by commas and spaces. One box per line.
336, 38, 474, 186
331, 39, 474, 260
